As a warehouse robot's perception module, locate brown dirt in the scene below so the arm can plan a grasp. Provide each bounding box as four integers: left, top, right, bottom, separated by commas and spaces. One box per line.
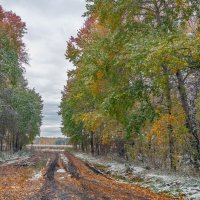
0, 151, 174, 200
64, 151, 174, 200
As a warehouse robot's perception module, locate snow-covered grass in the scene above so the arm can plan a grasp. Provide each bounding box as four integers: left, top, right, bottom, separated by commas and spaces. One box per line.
73, 151, 200, 200
142, 174, 200, 199
0, 150, 31, 164
29, 171, 42, 181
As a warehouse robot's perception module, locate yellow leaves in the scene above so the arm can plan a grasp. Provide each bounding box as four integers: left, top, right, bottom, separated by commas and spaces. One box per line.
76, 110, 124, 144
147, 99, 187, 146
89, 70, 105, 95
78, 111, 105, 132
89, 81, 101, 95
73, 92, 84, 100
150, 114, 176, 145
101, 120, 124, 144
101, 131, 110, 145
145, 33, 200, 78
152, 114, 177, 133
96, 70, 104, 79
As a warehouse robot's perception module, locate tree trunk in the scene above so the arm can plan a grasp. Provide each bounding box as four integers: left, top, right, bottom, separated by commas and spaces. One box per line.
15, 134, 19, 152
95, 136, 100, 156
116, 139, 125, 157
0, 139, 2, 151
163, 66, 176, 171
176, 70, 200, 169
90, 132, 94, 156
81, 129, 85, 152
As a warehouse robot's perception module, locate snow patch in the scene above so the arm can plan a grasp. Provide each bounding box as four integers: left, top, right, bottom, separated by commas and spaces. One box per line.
133, 166, 145, 173
29, 171, 42, 181
0, 151, 31, 165
60, 153, 69, 165
73, 151, 200, 200
46, 158, 51, 166
57, 168, 66, 173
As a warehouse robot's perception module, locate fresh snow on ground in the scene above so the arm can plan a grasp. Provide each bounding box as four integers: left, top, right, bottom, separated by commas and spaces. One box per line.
29, 171, 42, 181
0, 151, 31, 165
57, 168, 66, 173
60, 153, 69, 165
73, 151, 200, 200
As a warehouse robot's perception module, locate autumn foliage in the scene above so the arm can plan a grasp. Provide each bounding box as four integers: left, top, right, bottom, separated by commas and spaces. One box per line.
0, 6, 43, 152
60, 0, 200, 173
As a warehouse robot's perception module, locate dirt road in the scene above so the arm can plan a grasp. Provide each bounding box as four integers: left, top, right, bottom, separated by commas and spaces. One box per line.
0, 151, 173, 200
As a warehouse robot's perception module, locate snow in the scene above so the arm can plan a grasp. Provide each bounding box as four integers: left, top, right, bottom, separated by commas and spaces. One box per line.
29, 171, 42, 180
39, 149, 65, 152
60, 153, 69, 165
0, 151, 31, 166
133, 166, 145, 173
141, 173, 200, 199
57, 168, 66, 173
46, 158, 51, 166
73, 151, 200, 200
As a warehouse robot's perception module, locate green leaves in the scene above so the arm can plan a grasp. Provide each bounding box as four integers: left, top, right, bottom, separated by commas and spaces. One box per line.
0, 6, 43, 150
61, 0, 200, 170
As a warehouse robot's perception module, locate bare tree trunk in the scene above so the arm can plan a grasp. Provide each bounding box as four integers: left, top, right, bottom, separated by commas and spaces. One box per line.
81, 129, 85, 152
95, 134, 100, 156
15, 133, 19, 152
90, 132, 94, 156
176, 70, 200, 169
163, 66, 176, 171
0, 139, 2, 151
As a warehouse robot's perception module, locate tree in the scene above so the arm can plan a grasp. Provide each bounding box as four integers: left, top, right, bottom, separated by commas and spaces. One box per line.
0, 6, 43, 152
61, 0, 200, 172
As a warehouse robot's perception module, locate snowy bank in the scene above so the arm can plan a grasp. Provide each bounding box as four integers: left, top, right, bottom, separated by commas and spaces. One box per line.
0, 151, 31, 165
73, 151, 200, 200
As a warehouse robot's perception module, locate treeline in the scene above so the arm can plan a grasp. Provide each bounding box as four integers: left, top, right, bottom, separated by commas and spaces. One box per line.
0, 6, 43, 152
60, 0, 200, 172
34, 137, 68, 145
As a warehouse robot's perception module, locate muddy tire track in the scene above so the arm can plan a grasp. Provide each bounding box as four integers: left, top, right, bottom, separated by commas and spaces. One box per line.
27, 152, 97, 200
64, 151, 173, 200
23, 151, 173, 200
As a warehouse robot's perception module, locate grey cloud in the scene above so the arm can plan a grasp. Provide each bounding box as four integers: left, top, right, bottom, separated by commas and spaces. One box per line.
2, 0, 85, 17
0, 0, 86, 137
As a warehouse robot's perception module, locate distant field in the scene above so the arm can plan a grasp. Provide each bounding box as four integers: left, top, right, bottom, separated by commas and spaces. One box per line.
27, 144, 73, 150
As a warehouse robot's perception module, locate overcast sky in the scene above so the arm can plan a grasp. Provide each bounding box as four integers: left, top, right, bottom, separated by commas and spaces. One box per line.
0, 0, 86, 137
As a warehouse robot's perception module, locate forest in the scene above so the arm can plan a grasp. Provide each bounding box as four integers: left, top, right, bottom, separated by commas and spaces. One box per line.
0, 6, 43, 152
60, 0, 200, 173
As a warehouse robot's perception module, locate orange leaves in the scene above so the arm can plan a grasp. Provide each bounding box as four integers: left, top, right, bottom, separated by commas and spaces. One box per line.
89, 70, 105, 95
0, 5, 27, 62
0, 166, 41, 200
152, 114, 177, 133
0, 154, 48, 200
151, 114, 177, 145
96, 70, 104, 79
147, 101, 187, 146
